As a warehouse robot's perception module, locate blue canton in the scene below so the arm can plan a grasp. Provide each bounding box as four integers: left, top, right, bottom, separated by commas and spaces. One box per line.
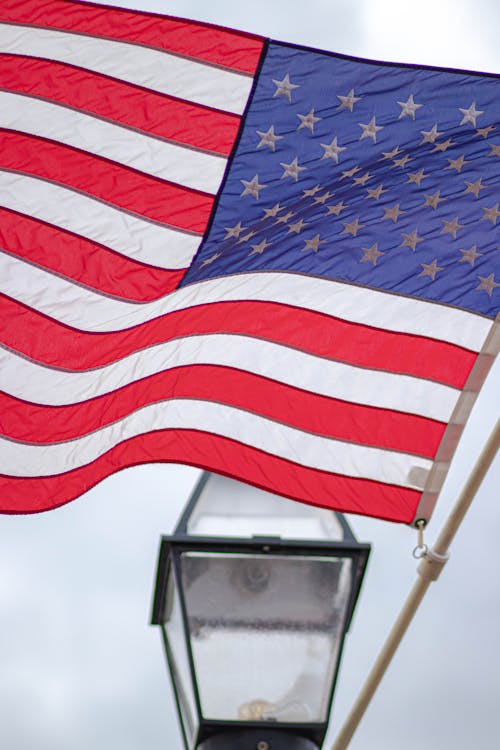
181, 42, 500, 319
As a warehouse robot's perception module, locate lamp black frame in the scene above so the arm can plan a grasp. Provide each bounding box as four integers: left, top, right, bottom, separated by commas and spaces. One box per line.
151, 474, 371, 750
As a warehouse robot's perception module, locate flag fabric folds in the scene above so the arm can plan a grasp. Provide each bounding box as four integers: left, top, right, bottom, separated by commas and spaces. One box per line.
0, 0, 499, 523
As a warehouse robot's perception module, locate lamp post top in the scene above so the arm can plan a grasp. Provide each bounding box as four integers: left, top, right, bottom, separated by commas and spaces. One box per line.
174, 472, 357, 543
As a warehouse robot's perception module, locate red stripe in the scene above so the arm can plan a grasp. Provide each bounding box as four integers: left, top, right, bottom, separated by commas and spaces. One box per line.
0, 55, 240, 156
1, 0, 264, 75
1, 295, 477, 388
0, 210, 184, 300
0, 429, 420, 522
0, 131, 214, 231
0, 365, 444, 458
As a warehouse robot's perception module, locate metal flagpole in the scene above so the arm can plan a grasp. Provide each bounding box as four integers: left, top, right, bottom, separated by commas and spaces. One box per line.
330, 418, 500, 750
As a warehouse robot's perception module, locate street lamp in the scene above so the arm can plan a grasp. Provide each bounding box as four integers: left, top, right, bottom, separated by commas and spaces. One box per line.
151, 473, 370, 750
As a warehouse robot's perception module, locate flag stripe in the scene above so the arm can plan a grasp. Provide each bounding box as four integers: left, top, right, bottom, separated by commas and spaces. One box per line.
0, 333, 460, 421
0, 91, 227, 193
0, 430, 420, 522
0, 54, 240, 156
1, 0, 264, 75
0, 365, 445, 457
0, 172, 200, 269
0, 398, 433, 486
0, 24, 254, 114
0, 210, 184, 301
0, 131, 214, 231
2, 255, 490, 349
1, 293, 476, 389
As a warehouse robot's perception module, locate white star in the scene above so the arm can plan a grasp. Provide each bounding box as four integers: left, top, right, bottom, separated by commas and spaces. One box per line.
249, 238, 271, 255
481, 202, 500, 224
406, 169, 428, 186
359, 116, 383, 143
280, 156, 307, 181
337, 88, 362, 111
398, 94, 423, 120
463, 178, 486, 198
400, 229, 423, 251
320, 136, 346, 163
446, 155, 469, 173
240, 174, 267, 199
340, 166, 361, 180
302, 234, 323, 252
423, 191, 445, 210
224, 221, 247, 239
353, 172, 372, 186
459, 245, 483, 266
288, 218, 309, 234
383, 204, 406, 222
441, 217, 464, 238
302, 184, 323, 198
200, 251, 222, 267
256, 125, 283, 151
381, 145, 402, 160
237, 231, 256, 244
420, 123, 444, 144
313, 191, 334, 205
392, 154, 413, 169
366, 185, 387, 201
459, 101, 484, 127
361, 243, 384, 266
475, 125, 494, 138
433, 138, 454, 153
341, 217, 364, 237
275, 210, 295, 225
419, 259, 444, 281
326, 200, 347, 216
262, 202, 285, 219
272, 73, 299, 103
297, 109, 321, 133
476, 273, 500, 296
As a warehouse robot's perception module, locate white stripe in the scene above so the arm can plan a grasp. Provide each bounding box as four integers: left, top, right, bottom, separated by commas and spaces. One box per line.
1, 252, 491, 350
0, 91, 226, 193
0, 23, 252, 115
0, 172, 200, 269
0, 333, 459, 421
0, 399, 432, 487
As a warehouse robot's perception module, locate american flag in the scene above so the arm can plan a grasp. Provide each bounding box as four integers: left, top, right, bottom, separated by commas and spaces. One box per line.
1, 0, 498, 523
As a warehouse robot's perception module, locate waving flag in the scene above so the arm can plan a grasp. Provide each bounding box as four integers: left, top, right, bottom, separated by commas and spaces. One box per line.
1, 0, 498, 523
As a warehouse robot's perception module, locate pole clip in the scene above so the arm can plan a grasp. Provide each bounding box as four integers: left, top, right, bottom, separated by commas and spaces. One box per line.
417, 547, 450, 582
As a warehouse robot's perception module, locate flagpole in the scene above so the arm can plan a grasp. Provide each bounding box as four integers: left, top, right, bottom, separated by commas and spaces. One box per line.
330, 418, 500, 750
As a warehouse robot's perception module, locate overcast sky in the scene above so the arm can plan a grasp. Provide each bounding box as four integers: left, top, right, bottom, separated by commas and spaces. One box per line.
1, 2, 499, 749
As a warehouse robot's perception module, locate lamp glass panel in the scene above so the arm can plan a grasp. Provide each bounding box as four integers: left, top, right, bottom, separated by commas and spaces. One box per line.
180, 552, 352, 723
163, 569, 199, 746
186, 474, 344, 541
